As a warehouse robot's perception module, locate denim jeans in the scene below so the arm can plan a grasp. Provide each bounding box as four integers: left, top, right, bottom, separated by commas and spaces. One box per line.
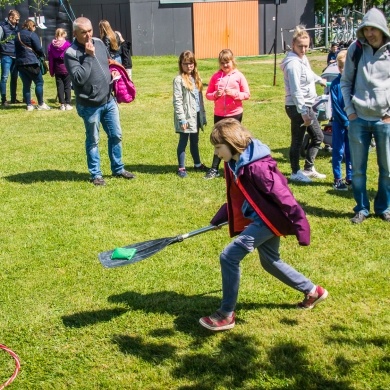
0, 55, 18, 102
285, 105, 323, 173
76, 98, 125, 179
348, 117, 390, 216
219, 220, 314, 315
18, 67, 44, 105
331, 121, 352, 181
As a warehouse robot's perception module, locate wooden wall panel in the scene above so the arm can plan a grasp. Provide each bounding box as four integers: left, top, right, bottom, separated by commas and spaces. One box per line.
194, 1, 258, 59
227, 1, 258, 56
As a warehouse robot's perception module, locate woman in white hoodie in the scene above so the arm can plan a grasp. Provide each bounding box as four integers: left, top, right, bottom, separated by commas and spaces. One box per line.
281, 26, 327, 183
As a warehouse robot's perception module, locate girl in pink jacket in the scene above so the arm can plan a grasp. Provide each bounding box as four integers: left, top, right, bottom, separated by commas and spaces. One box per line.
204, 49, 250, 179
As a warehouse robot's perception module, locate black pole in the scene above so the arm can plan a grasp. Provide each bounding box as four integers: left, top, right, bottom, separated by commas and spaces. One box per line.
273, 2, 279, 86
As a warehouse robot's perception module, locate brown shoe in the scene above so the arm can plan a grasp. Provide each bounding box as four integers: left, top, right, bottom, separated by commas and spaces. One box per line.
112, 170, 136, 179
90, 177, 106, 186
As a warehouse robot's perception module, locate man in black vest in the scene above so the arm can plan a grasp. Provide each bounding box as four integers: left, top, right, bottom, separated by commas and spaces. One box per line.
0, 9, 20, 106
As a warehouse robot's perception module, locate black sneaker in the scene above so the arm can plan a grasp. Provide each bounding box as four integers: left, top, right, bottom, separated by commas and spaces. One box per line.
112, 170, 136, 179
345, 179, 352, 186
204, 168, 220, 180
90, 177, 106, 186
350, 212, 367, 224
194, 163, 209, 172
10, 99, 21, 104
333, 180, 348, 191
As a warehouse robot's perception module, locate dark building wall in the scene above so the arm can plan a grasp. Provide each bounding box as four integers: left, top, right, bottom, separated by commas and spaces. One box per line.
130, 1, 192, 56
259, 0, 314, 54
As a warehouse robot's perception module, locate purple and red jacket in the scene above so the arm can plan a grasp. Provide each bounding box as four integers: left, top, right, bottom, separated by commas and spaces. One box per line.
48, 39, 71, 76
211, 139, 310, 246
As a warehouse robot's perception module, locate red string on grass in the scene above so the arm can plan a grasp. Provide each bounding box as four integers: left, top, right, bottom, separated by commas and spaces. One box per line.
0, 344, 20, 389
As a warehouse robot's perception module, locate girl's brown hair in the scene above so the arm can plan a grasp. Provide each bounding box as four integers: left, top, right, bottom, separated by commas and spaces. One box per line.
178, 50, 203, 91
99, 20, 119, 51
210, 118, 252, 154
218, 49, 237, 69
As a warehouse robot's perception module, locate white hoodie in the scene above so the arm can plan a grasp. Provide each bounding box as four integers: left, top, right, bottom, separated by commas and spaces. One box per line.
280, 52, 323, 113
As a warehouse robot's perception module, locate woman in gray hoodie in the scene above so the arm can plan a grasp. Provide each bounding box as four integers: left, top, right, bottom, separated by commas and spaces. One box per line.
280, 25, 327, 183
340, 8, 390, 224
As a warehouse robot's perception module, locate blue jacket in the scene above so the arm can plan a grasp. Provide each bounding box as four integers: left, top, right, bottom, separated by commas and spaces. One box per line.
14, 29, 44, 66
0, 19, 19, 56
211, 139, 311, 246
330, 74, 349, 128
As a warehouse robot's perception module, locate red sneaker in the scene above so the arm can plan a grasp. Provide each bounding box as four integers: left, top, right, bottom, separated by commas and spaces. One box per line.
199, 311, 235, 331
297, 285, 328, 309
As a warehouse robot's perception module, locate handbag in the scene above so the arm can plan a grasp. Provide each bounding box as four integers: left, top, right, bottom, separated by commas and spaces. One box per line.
38, 57, 48, 75
18, 32, 47, 75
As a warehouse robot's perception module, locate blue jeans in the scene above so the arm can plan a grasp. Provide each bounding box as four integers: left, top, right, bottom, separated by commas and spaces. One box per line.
348, 118, 390, 216
219, 220, 314, 315
331, 121, 352, 181
0, 55, 18, 102
18, 67, 44, 105
76, 98, 125, 179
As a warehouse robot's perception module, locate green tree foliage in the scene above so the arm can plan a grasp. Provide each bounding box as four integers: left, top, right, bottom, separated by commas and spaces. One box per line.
0, 0, 23, 8
315, 0, 387, 14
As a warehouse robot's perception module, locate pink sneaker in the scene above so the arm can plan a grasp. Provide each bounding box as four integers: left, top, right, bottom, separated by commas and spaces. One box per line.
199, 311, 235, 331
298, 285, 328, 309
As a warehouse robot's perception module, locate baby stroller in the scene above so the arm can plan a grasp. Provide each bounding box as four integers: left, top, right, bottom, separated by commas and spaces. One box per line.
300, 62, 340, 156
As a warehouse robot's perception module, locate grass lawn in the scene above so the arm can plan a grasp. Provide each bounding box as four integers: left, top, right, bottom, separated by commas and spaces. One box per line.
0, 52, 389, 389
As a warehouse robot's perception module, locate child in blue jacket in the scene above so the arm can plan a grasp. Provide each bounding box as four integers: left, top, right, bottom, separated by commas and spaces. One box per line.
330, 50, 352, 190
199, 118, 328, 331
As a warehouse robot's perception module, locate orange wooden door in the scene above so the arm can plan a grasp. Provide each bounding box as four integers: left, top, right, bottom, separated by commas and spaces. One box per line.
193, 1, 259, 59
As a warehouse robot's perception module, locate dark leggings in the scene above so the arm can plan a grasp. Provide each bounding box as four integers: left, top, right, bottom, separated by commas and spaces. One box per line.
177, 112, 201, 168
284, 105, 323, 173
210, 113, 243, 170
55, 74, 72, 104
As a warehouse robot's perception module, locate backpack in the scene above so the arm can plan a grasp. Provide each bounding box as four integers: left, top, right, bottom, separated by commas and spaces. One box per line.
108, 59, 136, 103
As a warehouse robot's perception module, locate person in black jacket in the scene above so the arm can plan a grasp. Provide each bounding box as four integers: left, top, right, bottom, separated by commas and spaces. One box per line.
15, 19, 50, 111
0, 9, 20, 106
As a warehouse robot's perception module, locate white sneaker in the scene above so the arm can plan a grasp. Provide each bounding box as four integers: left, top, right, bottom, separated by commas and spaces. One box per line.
302, 167, 326, 179
37, 103, 51, 110
290, 170, 312, 183
65, 104, 73, 111
26, 104, 35, 111
59, 104, 66, 111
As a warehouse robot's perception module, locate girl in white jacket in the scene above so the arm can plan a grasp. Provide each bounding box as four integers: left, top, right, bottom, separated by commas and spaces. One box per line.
173, 51, 208, 178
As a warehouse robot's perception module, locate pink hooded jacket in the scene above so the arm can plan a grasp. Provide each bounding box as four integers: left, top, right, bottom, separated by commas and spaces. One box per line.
206, 69, 250, 117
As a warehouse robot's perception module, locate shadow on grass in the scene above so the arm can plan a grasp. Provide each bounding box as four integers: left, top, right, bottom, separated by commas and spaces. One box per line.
112, 329, 353, 389
62, 308, 128, 328
108, 290, 295, 337
5, 169, 89, 183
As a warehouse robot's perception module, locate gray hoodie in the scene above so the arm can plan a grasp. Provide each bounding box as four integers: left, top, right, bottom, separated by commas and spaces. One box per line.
280, 51, 323, 113
340, 8, 390, 120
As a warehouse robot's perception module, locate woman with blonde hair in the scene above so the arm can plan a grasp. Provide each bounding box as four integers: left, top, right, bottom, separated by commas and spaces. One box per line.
99, 20, 122, 63
280, 25, 327, 183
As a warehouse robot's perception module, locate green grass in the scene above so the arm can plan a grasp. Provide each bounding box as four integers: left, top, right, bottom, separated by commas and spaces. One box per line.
0, 53, 389, 389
